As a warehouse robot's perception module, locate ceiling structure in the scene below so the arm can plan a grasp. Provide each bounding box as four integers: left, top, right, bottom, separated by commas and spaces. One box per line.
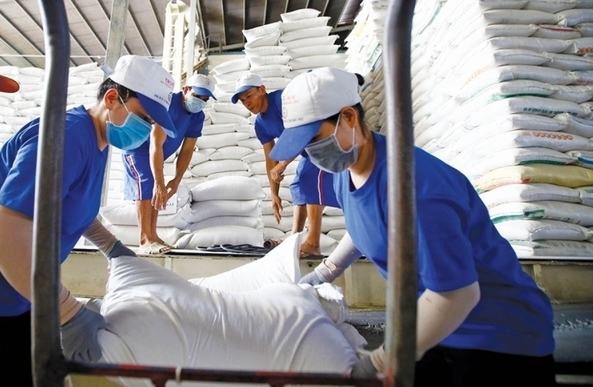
0, 0, 361, 70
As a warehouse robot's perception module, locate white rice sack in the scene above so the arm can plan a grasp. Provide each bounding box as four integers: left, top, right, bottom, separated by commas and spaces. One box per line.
279, 26, 332, 42
482, 9, 561, 25
449, 114, 567, 153
189, 199, 261, 223
190, 175, 265, 201
208, 111, 250, 125
575, 186, 593, 206
474, 164, 593, 193
281, 8, 321, 22
511, 239, 593, 258
550, 84, 593, 102
455, 65, 576, 101
288, 54, 342, 70
248, 55, 291, 67
201, 123, 235, 136
554, 113, 593, 137
249, 64, 291, 78
205, 171, 253, 180
197, 132, 251, 149
543, 53, 593, 70
100, 203, 192, 229
261, 77, 291, 91
494, 219, 593, 241
208, 146, 254, 161
242, 21, 282, 41
532, 25, 581, 39
190, 148, 215, 166
213, 70, 250, 84
281, 16, 330, 33
237, 137, 265, 150
575, 23, 593, 37
261, 214, 294, 232
569, 69, 593, 85
244, 32, 281, 49
319, 215, 346, 233
190, 232, 301, 290
557, 9, 593, 26
243, 46, 287, 58
479, 183, 581, 208
524, 0, 578, 13
280, 35, 339, 50
188, 215, 262, 231
284, 44, 340, 59
175, 225, 264, 249
489, 200, 593, 225
212, 102, 251, 118
463, 97, 589, 128
190, 160, 249, 177
98, 251, 359, 386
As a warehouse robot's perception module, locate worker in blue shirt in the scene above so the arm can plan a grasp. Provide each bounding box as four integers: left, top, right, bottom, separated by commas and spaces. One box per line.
0, 55, 176, 386
232, 73, 339, 258
122, 73, 216, 255
270, 67, 556, 386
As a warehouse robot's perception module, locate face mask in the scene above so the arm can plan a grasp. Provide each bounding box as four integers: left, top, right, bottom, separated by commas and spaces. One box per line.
305, 115, 359, 173
106, 97, 152, 150
185, 95, 207, 113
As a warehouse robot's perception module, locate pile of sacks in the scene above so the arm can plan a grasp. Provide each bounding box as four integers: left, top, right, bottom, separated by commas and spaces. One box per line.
92, 232, 366, 387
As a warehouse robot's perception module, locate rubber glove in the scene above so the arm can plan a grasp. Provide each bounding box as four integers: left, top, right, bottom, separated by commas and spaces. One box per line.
107, 240, 136, 259
299, 270, 327, 286
60, 305, 106, 362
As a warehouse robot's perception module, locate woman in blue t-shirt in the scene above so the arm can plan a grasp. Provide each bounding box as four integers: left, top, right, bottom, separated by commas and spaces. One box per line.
270, 67, 556, 386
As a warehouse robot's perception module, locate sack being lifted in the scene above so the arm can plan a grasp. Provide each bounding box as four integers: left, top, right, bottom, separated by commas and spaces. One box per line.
95, 232, 365, 387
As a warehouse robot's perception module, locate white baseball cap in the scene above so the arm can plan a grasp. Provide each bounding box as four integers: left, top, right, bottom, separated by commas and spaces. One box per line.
0, 74, 19, 93
108, 55, 177, 137
231, 73, 263, 104
270, 67, 361, 161
187, 74, 217, 100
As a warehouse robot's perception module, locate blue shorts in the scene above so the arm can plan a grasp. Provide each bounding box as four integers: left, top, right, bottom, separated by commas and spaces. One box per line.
122, 153, 154, 201
289, 157, 339, 208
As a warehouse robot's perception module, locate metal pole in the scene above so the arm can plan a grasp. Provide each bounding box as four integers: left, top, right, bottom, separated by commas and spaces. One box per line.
383, 0, 418, 386
32, 0, 71, 386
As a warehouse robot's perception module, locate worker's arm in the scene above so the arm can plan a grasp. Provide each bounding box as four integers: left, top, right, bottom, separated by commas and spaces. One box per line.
0, 205, 105, 361
353, 282, 481, 376
299, 232, 363, 285
82, 218, 136, 258
149, 125, 168, 211
166, 137, 197, 200
262, 141, 284, 223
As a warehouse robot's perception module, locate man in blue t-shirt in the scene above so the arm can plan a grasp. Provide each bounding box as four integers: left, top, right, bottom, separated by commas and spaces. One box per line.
122, 74, 216, 255
270, 67, 556, 386
231, 73, 338, 258
0, 56, 177, 386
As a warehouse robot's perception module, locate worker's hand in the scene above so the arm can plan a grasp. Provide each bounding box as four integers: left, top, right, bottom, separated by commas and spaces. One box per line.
165, 179, 180, 201
152, 183, 168, 211
350, 354, 379, 378
270, 162, 287, 184
107, 240, 136, 259
271, 195, 283, 224
60, 306, 106, 362
299, 270, 326, 286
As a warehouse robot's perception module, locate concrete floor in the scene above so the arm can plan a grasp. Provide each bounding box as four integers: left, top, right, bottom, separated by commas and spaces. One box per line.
348, 303, 593, 385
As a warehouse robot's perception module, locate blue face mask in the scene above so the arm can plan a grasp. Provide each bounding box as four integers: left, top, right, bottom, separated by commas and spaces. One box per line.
305, 115, 359, 173
106, 98, 152, 150
185, 95, 207, 113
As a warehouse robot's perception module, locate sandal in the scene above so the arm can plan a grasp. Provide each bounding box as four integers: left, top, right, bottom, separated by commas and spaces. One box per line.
299, 250, 325, 260
138, 242, 172, 255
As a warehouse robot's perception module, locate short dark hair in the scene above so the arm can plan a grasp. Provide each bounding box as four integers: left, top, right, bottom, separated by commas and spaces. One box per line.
96, 78, 138, 101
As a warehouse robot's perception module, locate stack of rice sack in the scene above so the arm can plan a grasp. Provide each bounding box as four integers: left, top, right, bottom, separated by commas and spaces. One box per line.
210, 57, 251, 101
408, 0, 593, 258
279, 8, 342, 79
342, 1, 388, 133
175, 176, 266, 249
0, 63, 101, 146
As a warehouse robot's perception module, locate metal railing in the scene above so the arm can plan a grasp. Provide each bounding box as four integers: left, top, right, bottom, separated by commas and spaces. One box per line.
31, 0, 417, 386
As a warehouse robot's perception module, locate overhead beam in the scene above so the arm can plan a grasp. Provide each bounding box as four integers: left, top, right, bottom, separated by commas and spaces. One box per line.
0, 35, 37, 67
96, 0, 131, 56
105, 0, 129, 71
220, 0, 227, 47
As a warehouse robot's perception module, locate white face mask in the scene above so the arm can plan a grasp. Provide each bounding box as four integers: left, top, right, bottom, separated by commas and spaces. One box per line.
305, 115, 359, 173
185, 95, 207, 113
